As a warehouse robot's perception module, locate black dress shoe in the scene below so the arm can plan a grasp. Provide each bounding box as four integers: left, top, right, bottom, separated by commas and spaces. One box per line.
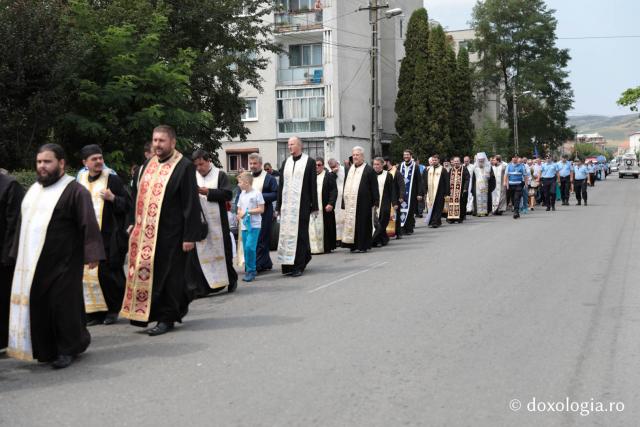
546, 207, 551, 211
86, 318, 101, 327
290, 269, 303, 277
148, 322, 174, 336
103, 313, 118, 325
513, 213, 520, 219
52, 354, 75, 369
227, 281, 238, 293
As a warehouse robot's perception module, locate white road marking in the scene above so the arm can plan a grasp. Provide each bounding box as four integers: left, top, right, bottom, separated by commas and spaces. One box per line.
308, 261, 389, 294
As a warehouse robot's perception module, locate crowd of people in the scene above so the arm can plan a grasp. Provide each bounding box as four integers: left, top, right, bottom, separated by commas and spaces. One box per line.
0, 126, 598, 369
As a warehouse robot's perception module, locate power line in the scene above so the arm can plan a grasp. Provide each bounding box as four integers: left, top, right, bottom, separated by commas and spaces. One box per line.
558, 35, 640, 40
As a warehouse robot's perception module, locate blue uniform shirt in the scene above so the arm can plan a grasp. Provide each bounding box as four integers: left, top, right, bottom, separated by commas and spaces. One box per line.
573, 165, 588, 180
557, 161, 572, 177
587, 164, 595, 173
506, 162, 526, 185
541, 162, 558, 178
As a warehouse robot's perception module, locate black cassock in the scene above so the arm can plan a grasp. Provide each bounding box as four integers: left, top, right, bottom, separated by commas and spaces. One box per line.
341, 163, 379, 251
90, 173, 131, 315
447, 166, 470, 223
319, 171, 338, 253
471, 168, 497, 215
187, 169, 238, 298
398, 162, 423, 233
256, 172, 278, 271
277, 154, 318, 274
10, 180, 104, 362
423, 165, 450, 227
129, 155, 202, 325
373, 170, 395, 247
0, 174, 24, 349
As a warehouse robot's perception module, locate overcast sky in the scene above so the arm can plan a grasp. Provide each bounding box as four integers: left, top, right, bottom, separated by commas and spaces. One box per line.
423, 0, 640, 117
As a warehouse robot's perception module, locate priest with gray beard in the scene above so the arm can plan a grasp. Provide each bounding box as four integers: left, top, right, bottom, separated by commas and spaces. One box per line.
341, 146, 379, 253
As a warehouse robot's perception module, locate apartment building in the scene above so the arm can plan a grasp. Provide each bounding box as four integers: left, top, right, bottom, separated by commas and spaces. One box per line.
218, 0, 422, 173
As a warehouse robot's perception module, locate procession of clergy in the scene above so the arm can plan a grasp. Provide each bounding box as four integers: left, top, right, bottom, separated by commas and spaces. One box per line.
0, 125, 591, 369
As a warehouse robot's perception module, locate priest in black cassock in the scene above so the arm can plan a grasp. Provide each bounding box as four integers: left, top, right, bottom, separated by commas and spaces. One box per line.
248, 153, 278, 272
309, 157, 337, 254
188, 149, 237, 298
77, 145, 131, 326
0, 171, 25, 351
446, 157, 471, 224
341, 146, 379, 253
276, 136, 318, 277
8, 144, 104, 369
398, 150, 423, 235
122, 125, 202, 336
423, 155, 450, 228
372, 157, 395, 247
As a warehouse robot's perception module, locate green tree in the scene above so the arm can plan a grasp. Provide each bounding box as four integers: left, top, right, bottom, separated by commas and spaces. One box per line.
0, 0, 78, 170
416, 25, 450, 159
473, 119, 511, 156
162, 0, 280, 158
471, 0, 573, 155
60, 0, 210, 173
617, 86, 640, 111
450, 47, 475, 156
393, 8, 429, 156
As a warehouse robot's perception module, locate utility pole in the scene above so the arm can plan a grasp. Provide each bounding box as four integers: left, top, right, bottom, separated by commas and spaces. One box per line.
359, 1, 388, 158
513, 87, 519, 156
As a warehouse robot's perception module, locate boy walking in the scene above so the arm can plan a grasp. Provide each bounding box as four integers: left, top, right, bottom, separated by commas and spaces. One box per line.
237, 172, 265, 282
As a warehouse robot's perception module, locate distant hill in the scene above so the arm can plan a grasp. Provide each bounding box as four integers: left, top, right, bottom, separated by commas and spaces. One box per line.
568, 114, 640, 144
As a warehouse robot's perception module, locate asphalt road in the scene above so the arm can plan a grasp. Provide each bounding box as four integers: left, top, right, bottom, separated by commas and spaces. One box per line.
2, 176, 639, 426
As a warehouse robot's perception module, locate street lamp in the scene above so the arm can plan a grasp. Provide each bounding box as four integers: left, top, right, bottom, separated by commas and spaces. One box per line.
513, 89, 532, 156
358, 2, 403, 158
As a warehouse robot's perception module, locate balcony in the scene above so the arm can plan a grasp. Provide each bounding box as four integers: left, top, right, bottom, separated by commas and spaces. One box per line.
275, 10, 323, 33
277, 66, 323, 86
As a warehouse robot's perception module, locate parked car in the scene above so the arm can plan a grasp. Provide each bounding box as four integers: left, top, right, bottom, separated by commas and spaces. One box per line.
610, 160, 619, 173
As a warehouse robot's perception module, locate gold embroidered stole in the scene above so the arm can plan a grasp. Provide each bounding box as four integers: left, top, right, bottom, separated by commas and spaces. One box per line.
309, 170, 325, 254
8, 175, 75, 361
196, 167, 229, 289
342, 164, 365, 244
78, 170, 109, 313
448, 167, 463, 220
277, 154, 309, 265
120, 152, 183, 322
427, 166, 442, 209
335, 165, 345, 241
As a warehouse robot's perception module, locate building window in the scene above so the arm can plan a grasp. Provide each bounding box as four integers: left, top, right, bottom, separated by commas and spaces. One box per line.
227, 153, 252, 173
289, 44, 322, 67
458, 40, 470, 51
277, 139, 325, 167
399, 19, 403, 39
278, 0, 316, 13
241, 98, 257, 121
277, 88, 325, 133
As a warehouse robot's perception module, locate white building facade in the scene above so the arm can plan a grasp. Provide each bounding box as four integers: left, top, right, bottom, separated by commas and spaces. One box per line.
218, 0, 422, 173
629, 131, 640, 154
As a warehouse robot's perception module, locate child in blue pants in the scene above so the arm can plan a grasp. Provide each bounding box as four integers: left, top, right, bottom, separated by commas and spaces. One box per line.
237, 172, 265, 282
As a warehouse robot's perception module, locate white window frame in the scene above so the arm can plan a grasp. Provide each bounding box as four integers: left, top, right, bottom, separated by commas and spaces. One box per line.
241, 98, 258, 122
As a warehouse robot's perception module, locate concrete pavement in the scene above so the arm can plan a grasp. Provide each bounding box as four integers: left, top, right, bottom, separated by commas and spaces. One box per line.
1, 177, 639, 426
